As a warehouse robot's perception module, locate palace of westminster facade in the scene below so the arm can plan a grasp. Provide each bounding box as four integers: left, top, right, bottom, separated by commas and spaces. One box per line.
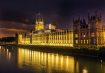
18, 13, 105, 49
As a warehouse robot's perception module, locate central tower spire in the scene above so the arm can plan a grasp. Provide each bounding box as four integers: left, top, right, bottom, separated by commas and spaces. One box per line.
35, 13, 44, 31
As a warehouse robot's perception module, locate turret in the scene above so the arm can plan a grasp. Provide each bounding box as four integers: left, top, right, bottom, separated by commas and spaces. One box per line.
35, 13, 44, 31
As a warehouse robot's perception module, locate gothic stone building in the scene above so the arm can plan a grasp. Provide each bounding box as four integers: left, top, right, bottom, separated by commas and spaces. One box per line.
73, 14, 103, 49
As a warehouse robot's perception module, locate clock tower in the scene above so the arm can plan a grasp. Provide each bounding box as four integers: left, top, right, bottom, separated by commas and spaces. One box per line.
35, 13, 44, 31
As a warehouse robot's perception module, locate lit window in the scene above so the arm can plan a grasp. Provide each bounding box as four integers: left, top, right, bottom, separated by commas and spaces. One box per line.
81, 40, 83, 44
87, 40, 88, 44
84, 40, 85, 44
83, 34, 86, 37
76, 40, 78, 44
75, 34, 78, 38
91, 33, 95, 37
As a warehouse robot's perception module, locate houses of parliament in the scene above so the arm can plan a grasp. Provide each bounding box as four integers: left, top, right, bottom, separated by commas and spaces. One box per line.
17, 13, 105, 49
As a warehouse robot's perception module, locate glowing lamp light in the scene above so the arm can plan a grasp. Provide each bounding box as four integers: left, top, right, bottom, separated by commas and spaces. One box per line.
70, 44, 73, 47
83, 69, 88, 73
83, 35, 86, 37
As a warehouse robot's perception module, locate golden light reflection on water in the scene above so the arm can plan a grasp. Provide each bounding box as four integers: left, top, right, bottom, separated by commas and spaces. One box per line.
0, 46, 11, 61
2, 46, 105, 73
18, 48, 79, 73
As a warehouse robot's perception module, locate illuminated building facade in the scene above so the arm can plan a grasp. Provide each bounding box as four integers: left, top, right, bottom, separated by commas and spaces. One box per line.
73, 13, 104, 49
18, 13, 105, 49
18, 30, 73, 47
18, 13, 73, 47
31, 30, 73, 47
18, 32, 31, 44
73, 18, 89, 48
102, 26, 105, 45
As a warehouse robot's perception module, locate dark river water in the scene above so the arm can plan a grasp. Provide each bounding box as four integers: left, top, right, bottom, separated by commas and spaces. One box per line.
0, 46, 105, 73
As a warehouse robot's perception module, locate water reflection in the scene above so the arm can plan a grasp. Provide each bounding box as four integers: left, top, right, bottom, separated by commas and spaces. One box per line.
0, 46, 11, 61
0, 46, 105, 73
18, 48, 79, 73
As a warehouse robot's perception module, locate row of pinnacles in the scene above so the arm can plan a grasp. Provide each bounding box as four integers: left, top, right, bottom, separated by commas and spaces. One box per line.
73, 14, 105, 48
73, 13, 104, 49
34, 12, 105, 49
17, 12, 105, 49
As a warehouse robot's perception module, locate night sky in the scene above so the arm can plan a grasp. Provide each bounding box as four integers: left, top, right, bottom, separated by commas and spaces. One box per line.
0, 0, 105, 37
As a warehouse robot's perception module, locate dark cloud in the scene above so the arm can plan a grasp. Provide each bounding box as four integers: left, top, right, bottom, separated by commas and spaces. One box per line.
0, 0, 105, 37
0, 0, 104, 22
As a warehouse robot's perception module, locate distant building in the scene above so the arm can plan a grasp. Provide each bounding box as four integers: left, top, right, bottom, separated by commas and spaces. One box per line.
17, 13, 105, 49
18, 13, 73, 47
46, 24, 56, 30
73, 13, 103, 49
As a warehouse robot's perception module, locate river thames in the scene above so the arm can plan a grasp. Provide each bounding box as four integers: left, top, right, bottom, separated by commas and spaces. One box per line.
0, 46, 105, 73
